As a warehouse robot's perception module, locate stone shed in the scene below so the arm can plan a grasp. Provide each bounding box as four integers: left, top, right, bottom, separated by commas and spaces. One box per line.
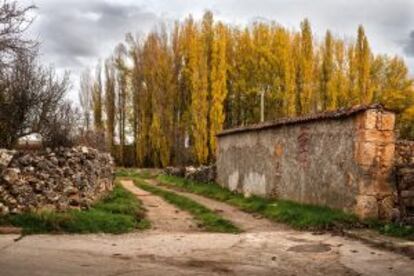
216, 104, 399, 220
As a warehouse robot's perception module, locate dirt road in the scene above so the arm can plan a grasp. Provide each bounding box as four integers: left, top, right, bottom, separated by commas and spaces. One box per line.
144, 178, 288, 232
121, 180, 198, 232
0, 179, 413, 276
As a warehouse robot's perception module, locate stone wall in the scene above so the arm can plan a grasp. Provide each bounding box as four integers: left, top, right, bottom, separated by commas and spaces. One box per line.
217, 105, 398, 220
165, 165, 216, 183
0, 147, 114, 215
395, 140, 414, 222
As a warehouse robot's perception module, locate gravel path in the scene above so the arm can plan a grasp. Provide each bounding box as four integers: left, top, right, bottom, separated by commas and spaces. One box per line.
121, 180, 199, 233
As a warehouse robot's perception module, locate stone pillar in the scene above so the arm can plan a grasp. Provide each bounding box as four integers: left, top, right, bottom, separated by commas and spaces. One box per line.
354, 109, 396, 220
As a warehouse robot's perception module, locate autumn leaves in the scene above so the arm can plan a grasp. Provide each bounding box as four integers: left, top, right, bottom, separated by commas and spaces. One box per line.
81, 11, 413, 167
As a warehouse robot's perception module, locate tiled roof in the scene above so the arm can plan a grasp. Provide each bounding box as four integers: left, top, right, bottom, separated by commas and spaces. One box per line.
217, 104, 386, 137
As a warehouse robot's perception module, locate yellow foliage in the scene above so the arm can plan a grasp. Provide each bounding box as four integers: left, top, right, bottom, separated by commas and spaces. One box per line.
94, 12, 414, 166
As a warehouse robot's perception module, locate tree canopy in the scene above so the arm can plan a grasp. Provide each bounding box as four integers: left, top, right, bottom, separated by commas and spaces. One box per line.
83, 12, 414, 167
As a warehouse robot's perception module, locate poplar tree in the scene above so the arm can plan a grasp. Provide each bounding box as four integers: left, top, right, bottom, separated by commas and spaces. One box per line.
140, 30, 176, 167
209, 23, 228, 156
181, 17, 209, 164
333, 40, 348, 108
104, 58, 116, 154
299, 19, 314, 114
252, 23, 274, 122
79, 69, 92, 131
171, 22, 188, 164
347, 44, 359, 106
226, 28, 255, 126
355, 26, 372, 104
114, 43, 128, 165
320, 30, 335, 110
202, 11, 215, 159
273, 27, 295, 116
92, 62, 104, 131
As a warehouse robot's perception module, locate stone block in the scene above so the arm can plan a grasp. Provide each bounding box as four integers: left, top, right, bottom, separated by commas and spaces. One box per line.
358, 179, 382, 196
0, 149, 16, 172
0, 202, 9, 215
355, 195, 379, 220
401, 190, 414, 198
402, 198, 414, 207
379, 112, 395, 131
355, 141, 377, 167
365, 110, 378, 129
358, 129, 395, 144
2, 168, 21, 184
378, 196, 395, 220
379, 143, 395, 166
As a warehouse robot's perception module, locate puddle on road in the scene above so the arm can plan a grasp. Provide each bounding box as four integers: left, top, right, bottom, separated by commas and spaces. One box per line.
287, 243, 331, 253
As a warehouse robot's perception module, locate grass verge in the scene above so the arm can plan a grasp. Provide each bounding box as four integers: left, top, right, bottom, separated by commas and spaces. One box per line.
158, 175, 357, 230
158, 175, 414, 240
0, 182, 150, 234
133, 177, 240, 233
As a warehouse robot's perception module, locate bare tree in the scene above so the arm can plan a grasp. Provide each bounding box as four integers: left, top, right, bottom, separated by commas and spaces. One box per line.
0, 1, 78, 149
0, 1, 36, 67
0, 52, 70, 148
42, 101, 81, 148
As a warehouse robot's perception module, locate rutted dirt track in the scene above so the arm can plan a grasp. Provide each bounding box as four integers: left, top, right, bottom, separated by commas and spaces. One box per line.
121, 180, 198, 233
0, 178, 413, 276
144, 178, 287, 232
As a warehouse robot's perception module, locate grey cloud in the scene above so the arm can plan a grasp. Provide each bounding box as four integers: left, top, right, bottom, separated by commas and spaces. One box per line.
404, 31, 414, 57
23, 0, 414, 101
33, 0, 158, 68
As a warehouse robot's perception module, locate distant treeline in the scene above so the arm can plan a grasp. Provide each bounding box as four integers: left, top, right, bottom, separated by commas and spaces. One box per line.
79, 11, 414, 167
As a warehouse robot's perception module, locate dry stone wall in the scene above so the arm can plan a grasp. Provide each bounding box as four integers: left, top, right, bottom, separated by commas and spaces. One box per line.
395, 140, 414, 222
0, 147, 114, 215
165, 165, 216, 183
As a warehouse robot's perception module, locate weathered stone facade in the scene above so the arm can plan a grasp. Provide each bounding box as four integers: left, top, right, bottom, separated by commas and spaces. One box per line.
0, 147, 114, 215
217, 105, 398, 220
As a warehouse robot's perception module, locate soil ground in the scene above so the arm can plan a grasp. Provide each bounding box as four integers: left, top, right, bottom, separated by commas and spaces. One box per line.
121, 180, 198, 233
0, 179, 413, 276
145, 178, 288, 232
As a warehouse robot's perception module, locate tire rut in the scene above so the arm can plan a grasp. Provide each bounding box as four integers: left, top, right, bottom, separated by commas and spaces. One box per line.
145, 179, 288, 232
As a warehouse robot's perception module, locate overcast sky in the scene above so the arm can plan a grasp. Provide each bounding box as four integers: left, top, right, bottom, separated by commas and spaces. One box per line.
22, 0, 414, 102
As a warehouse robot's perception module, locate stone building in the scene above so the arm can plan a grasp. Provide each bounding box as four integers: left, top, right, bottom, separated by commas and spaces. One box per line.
216, 104, 410, 221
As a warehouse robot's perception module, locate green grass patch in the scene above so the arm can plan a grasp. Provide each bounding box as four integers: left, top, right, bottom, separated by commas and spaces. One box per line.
363, 219, 414, 240
133, 177, 240, 233
157, 175, 414, 239
378, 223, 414, 238
0, 183, 150, 234
158, 175, 357, 231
